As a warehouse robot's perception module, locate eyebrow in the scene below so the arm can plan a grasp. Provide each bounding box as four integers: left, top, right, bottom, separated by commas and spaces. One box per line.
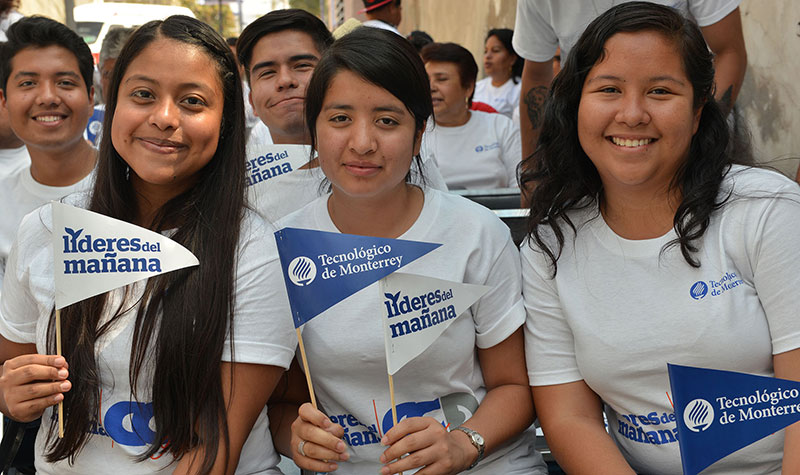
324, 103, 406, 114
123, 74, 216, 94
586, 74, 686, 86
251, 54, 319, 72
13, 71, 81, 80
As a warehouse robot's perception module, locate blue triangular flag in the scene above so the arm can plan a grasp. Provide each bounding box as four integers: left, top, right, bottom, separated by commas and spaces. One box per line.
668, 363, 800, 474
274, 227, 440, 328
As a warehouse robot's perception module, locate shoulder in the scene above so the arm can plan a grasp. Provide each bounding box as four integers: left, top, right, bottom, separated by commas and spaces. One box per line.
722, 165, 800, 200
275, 194, 328, 230
428, 189, 512, 240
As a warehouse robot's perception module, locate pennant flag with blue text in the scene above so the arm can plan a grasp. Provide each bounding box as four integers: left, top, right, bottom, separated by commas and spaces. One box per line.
51, 201, 199, 309
668, 363, 800, 475
381, 273, 489, 374
245, 143, 312, 189
274, 227, 440, 328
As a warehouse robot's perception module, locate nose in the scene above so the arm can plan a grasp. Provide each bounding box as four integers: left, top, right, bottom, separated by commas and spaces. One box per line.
348, 119, 377, 156
276, 66, 298, 91
149, 98, 180, 131
615, 93, 650, 127
428, 76, 438, 93
36, 81, 62, 107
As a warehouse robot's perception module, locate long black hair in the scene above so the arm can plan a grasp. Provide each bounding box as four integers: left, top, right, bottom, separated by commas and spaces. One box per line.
520, 1, 752, 274
46, 15, 246, 473
305, 27, 432, 177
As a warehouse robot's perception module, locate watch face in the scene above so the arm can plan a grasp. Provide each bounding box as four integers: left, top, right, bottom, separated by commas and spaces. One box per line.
474, 433, 485, 445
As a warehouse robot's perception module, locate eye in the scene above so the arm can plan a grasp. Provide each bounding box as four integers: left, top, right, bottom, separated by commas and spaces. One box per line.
329, 114, 350, 124
295, 63, 314, 71
649, 87, 671, 95
598, 86, 619, 94
18, 80, 34, 87
182, 96, 207, 108
377, 117, 399, 127
257, 69, 276, 79
131, 89, 154, 100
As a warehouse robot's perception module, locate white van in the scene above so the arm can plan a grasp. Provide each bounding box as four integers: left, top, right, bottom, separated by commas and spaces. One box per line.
74, 1, 196, 63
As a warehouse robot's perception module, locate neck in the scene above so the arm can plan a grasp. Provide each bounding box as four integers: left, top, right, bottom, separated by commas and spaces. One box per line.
327, 184, 423, 238
131, 176, 197, 229
27, 139, 96, 187
490, 72, 511, 88
366, 12, 395, 27
0, 133, 24, 149
600, 184, 680, 240
270, 128, 309, 146
436, 108, 470, 127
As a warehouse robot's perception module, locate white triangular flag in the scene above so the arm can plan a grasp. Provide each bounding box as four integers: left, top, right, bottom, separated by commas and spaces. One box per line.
245, 143, 313, 189
381, 273, 489, 375
51, 201, 199, 309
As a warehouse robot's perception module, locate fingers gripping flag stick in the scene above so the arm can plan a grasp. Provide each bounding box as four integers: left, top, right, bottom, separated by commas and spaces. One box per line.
51, 202, 199, 437
668, 363, 800, 474
274, 227, 441, 409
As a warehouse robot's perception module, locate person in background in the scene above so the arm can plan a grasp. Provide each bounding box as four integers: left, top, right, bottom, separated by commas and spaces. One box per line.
513, 0, 747, 176
0, 16, 96, 295
227, 35, 261, 137
0, 15, 295, 473
85, 26, 134, 147
0, 0, 22, 42
421, 42, 520, 190
237, 9, 445, 221
274, 26, 546, 475
521, 3, 798, 473
473, 28, 523, 120
0, 96, 27, 175
406, 29, 433, 53
359, 0, 402, 36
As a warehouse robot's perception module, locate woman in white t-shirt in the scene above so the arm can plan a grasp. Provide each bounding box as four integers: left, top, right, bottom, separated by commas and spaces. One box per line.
273, 27, 545, 475
521, 3, 800, 474
0, 16, 295, 474
420, 42, 521, 190
473, 28, 523, 120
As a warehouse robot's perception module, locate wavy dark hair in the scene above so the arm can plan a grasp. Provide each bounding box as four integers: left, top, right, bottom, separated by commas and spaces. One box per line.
45, 16, 246, 473
486, 28, 523, 83
521, 1, 752, 274
305, 26, 432, 180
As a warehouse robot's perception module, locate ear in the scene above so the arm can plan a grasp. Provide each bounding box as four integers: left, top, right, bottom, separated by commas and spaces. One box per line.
466, 81, 475, 101
0, 88, 6, 110
413, 120, 426, 156
88, 85, 95, 113
248, 90, 257, 117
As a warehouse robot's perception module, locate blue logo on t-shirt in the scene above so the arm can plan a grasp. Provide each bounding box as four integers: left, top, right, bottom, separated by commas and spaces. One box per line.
690, 281, 708, 300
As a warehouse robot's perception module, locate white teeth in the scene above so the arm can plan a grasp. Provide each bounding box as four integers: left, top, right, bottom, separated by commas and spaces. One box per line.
36, 116, 62, 122
611, 137, 653, 147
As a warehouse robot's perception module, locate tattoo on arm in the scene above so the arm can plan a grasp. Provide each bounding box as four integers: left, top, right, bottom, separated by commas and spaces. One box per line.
719, 85, 733, 114
524, 86, 549, 130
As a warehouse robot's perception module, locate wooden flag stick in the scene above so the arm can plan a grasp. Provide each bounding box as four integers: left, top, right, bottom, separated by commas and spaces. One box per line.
296, 328, 318, 410
55, 308, 64, 439
387, 373, 403, 475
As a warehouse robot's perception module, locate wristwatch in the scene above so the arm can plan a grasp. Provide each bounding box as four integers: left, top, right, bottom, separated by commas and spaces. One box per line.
452, 425, 485, 469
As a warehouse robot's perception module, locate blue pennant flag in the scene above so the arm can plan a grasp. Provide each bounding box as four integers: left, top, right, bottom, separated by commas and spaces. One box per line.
274, 227, 441, 328
668, 363, 800, 475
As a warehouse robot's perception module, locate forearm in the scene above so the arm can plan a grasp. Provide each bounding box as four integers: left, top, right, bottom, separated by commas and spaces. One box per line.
712, 48, 747, 113
543, 416, 634, 474
774, 348, 800, 471
269, 402, 299, 457
459, 383, 534, 456
519, 60, 553, 160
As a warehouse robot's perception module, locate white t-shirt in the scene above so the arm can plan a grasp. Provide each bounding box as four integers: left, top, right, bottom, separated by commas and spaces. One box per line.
521, 166, 800, 474
0, 166, 94, 295
473, 77, 521, 119
361, 19, 402, 36
0, 145, 29, 176
247, 121, 274, 146
513, 0, 741, 62
421, 110, 520, 190
277, 188, 546, 475
0, 202, 297, 475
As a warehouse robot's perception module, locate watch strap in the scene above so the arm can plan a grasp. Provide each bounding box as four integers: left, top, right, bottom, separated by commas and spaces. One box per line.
452, 425, 485, 469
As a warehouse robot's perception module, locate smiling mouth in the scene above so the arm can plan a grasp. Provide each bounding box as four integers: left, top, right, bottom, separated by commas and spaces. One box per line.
34, 115, 66, 123
609, 137, 655, 147
138, 137, 186, 153
271, 97, 304, 108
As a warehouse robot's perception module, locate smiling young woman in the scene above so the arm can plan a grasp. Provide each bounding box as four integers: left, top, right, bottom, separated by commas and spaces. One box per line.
0, 15, 295, 474
272, 27, 547, 475
520, 2, 800, 474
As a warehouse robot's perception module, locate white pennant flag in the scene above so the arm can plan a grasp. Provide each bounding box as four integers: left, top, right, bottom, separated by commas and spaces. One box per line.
51, 201, 199, 309
381, 273, 489, 375
245, 143, 313, 190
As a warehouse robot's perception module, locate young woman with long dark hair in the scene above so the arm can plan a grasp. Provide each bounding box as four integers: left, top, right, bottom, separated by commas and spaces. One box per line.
521, 3, 800, 473
0, 15, 295, 474
473, 28, 523, 119
273, 27, 545, 475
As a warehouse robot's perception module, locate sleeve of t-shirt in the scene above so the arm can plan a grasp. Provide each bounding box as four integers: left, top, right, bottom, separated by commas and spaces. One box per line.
741, 180, 800, 355
472, 218, 526, 349
0, 211, 48, 345
688, 0, 741, 26
496, 115, 522, 187
520, 241, 583, 386
512, 0, 559, 62
222, 213, 297, 369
